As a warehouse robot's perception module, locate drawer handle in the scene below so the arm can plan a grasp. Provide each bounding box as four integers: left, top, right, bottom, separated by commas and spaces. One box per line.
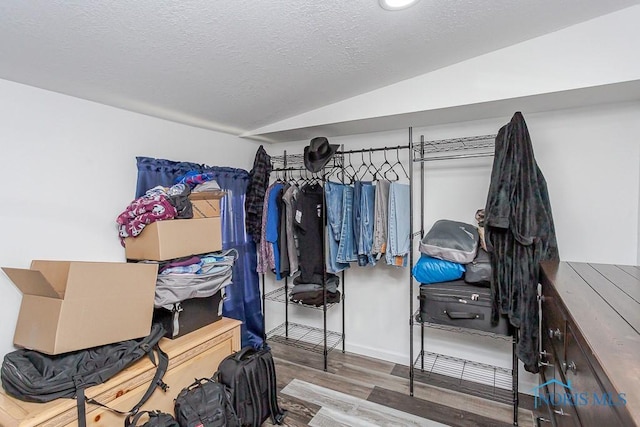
536, 416, 551, 426
539, 350, 554, 368
554, 408, 571, 417
548, 328, 562, 340
562, 360, 577, 374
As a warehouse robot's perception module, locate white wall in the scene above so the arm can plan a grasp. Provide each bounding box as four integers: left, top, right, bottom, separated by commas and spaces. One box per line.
262, 101, 640, 392
0, 79, 260, 359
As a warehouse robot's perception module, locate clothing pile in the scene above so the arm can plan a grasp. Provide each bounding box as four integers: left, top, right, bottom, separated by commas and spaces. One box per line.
153, 249, 237, 310
289, 273, 341, 306
116, 176, 221, 243
116, 184, 188, 242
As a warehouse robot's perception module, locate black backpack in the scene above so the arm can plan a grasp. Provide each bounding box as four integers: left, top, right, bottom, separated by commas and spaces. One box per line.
216, 347, 286, 427
1, 323, 169, 427
174, 377, 239, 427
126, 410, 180, 427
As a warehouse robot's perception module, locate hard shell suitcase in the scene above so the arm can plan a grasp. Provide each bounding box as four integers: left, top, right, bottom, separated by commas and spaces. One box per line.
418, 280, 511, 336
152, 291, 224, 339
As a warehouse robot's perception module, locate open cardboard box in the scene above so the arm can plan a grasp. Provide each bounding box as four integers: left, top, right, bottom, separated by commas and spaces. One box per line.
2, 260, 158, 355
124, 217, 222, 261
189, 191, 225, 219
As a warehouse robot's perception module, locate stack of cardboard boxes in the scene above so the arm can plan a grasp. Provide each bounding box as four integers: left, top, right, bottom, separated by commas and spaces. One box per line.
2, 191, 226, 355
125, 191, 226, 339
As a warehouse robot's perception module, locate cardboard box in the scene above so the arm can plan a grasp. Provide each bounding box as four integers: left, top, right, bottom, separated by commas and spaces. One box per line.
189, 191, 224, 218
124, 217, 222, 261
152, 291, 224, 339
2, 261, 158, 355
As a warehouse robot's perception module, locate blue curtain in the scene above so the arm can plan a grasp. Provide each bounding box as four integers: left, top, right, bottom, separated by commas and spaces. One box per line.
135, 156, 264, 348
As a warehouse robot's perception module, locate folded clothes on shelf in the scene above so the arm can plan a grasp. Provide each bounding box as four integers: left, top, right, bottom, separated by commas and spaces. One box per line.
290, 289, 341, 307
290, 280, 338, 294
293, 272, 339, 287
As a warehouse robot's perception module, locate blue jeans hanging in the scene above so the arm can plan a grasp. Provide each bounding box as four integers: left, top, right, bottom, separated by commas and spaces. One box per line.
386, 182, 410, 267
358, 182, 376, 266
325, 181, 350, 273
336, 185, 357, 263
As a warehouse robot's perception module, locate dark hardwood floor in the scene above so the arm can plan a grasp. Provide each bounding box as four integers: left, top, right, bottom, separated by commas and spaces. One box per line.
269, 342, 535, 426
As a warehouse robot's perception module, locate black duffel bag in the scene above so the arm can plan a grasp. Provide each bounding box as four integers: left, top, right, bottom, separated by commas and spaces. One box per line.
1, 323, 169, 427
174, 377, 239, 427
464, 247, 491, 287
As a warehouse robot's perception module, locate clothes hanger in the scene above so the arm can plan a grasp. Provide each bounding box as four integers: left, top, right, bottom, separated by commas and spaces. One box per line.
287, 168, 297, 186
392, 146, 409, 180
326, 164, 342, 182
342, 153, 357, 185
305, 168, 313, 186
354, 151, 370, 181
367, 149, 379, 181
380, 149, 399, 181
299, 168, 307, 187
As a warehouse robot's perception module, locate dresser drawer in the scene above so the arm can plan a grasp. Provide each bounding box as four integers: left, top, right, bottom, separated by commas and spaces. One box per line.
539, 358, 580, 427
539, 261, 640, 426
541, 292, 566, 364
564, 325, 625, 427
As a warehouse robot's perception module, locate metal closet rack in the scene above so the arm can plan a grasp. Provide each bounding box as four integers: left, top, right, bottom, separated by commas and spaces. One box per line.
263, 150, 345, 371
264, 145, 413, 370
407, 128, 520, 426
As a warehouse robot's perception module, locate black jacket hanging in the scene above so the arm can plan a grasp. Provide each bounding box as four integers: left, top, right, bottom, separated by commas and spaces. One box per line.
245, 145, 272, 243
484, 111, 559, 373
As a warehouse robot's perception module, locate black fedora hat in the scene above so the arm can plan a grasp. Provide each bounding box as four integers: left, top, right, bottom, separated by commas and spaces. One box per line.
304, 137, 339, 173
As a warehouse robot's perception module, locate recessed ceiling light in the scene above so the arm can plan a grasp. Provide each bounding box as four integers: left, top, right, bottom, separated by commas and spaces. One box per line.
379, 0, 420, 11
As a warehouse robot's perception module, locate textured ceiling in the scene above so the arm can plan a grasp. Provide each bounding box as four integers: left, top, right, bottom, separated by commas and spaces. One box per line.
0, 0, 638, 138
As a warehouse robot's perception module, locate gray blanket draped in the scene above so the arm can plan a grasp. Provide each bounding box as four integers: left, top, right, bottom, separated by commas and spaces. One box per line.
485, 112, 559, 373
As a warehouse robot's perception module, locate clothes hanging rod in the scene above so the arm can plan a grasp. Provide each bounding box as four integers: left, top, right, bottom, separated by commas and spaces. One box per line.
271, 166, 323, 172
271, 145, 409, 164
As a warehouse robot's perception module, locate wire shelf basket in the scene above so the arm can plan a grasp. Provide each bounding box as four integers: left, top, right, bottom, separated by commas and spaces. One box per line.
413, 350, 513, 403
412, 134, 496, 162
267, 322, 343, 354
413, 311, 513, 341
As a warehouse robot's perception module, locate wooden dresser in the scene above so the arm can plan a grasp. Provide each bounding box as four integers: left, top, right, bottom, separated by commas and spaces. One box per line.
0, 318, 241, 427
539, 262, 639, 426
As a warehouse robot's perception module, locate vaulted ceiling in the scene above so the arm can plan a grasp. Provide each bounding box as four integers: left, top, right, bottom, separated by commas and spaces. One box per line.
1, 0, 638, 141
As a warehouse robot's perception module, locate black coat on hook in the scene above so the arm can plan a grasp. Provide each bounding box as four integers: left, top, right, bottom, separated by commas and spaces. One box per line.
484, 111, 559, 374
